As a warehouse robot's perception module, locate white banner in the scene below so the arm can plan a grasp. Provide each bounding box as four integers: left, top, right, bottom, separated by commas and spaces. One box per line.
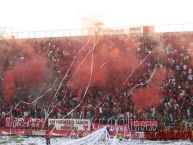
48, 119, 91, 131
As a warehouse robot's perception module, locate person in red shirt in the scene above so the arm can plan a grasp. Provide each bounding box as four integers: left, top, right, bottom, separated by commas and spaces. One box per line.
45, 130, 51, 145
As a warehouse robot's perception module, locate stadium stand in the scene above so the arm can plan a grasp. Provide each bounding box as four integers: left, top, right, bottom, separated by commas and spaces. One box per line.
0, 33, 192, 134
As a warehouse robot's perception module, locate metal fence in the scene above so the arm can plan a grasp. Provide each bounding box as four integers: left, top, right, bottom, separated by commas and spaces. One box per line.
1, 24, 193, 39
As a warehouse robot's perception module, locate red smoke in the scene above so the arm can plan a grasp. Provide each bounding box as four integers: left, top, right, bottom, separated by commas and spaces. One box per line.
3, 54, 47, 102
131, 67, 171, 109
70, 43, 139, 96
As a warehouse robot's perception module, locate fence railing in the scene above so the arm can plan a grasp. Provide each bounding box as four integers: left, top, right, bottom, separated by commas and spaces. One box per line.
1, 24, 193, 39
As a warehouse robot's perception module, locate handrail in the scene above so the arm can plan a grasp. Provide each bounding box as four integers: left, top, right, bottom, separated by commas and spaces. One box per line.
1, 24, 193, 39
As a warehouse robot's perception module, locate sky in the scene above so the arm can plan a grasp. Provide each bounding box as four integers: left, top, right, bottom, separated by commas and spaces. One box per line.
0, 0, 193, 34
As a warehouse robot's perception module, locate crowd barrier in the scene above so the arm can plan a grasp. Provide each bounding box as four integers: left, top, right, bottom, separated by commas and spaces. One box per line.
0, 128, 192, 140
0, 117, 192, 140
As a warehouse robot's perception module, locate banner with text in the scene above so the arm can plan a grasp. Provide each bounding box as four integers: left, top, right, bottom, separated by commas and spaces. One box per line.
129, 120, 158, 132
93, 120, 158, 133
48, 119, 91, 131
5, 117, 45, 129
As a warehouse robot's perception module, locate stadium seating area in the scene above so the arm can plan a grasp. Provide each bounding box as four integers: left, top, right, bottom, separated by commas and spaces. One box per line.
0, 33, 192, 131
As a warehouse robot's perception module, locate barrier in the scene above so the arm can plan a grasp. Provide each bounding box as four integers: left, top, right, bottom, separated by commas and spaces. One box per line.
2, 24, 193, 39
48, 119, 91, 131
1, 117, 192, 140
93, 120, 158, 134
0, 128, 192, 140
4, 117, 46, 129
0, 128, 87, 137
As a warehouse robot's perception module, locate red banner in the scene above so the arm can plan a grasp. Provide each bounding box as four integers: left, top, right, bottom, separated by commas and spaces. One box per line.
93, 123, 137, 137
5, 117, 46, 129
130, 121, 158, 126
129, 120, 158, 132
93, 123, 128, 133
92, 120, 158, 133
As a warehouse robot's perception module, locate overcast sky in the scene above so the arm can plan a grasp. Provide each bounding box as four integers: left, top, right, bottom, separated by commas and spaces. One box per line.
0, 0, 193, 32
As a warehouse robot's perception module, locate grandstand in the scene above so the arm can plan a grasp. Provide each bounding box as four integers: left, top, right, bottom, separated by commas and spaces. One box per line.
0, 24, 193, 145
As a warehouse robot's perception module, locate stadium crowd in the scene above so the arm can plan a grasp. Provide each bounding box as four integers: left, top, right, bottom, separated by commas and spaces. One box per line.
0, 33, 192, 131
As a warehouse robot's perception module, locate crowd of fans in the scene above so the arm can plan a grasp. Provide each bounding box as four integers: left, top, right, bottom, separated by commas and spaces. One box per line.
0, 33, 192, 131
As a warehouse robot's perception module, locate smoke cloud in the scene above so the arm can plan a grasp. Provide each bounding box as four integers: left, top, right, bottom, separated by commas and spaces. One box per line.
70, 41, 140, 97
131, 67, 171, 109
3, 46, 47, 102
